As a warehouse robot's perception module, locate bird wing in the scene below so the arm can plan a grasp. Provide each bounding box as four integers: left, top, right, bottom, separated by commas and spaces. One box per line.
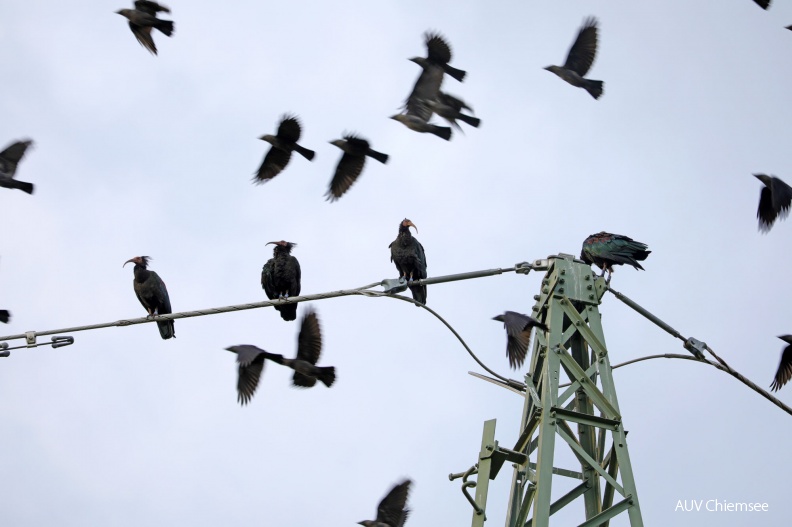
238, 353, 265, 405
296, 309, 322, 365
771, 344, 792, 392
757, 185, 777, 232
770, 176, 792, 223
414, 238, 428, 278
288, 256, 301, 297
439, 92, 471, 112
563, 17, 598, 76
425, 32, 452, 64
277, 116, 302, 142
0, 140, 33, 178
134, 1, 170, 15
377, 479, 412, 526
261, 259, 277, 300
149, 271, 172, 315
0, 310, 10, 323
129, 22, 158, 55
254, 147, 292, 183
405, 67, 443, 120
326, 152, 366, 201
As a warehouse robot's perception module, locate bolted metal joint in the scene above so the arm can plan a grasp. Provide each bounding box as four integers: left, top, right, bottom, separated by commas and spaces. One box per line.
380, 277, 409, 294
683, 337, 707, 360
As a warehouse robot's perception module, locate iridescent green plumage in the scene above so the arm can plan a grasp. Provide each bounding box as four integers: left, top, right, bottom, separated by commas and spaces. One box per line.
580, 232, 650, 281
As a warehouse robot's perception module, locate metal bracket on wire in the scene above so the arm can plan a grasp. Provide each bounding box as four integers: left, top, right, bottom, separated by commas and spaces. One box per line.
0, 335, 74, 357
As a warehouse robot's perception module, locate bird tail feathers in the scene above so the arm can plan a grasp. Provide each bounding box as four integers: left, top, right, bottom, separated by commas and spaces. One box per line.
585, 80, 604, 100
369, 149, 389, 164
157, 320, 175, 339
458, 113, 481, 128
443, 64, 467, 82
316, 366, 336, 387
156, 20, 175, 37
432, 126, 452, 141
294, 144, 315, 161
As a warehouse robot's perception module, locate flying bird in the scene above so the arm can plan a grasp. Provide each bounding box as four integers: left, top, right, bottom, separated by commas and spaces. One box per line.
224, 345, 284, 405
545, 17, 604, 99
424, 92, 480, 130
493, 311, 548, 370
116, 1, 174, 55
771, 335, 792, 392
123, 256, 175, 339
417, 32, 466, 82
278, 308, 335, 388
261, 241, 301, 321
326, 134, 388, 201
389, 219, 427, 306
754, 174, 792, 232
0, 139, 34, 195
358, 479, 412, 527
254, 115, 315, 184
580, 232, 650, 282
390, 112, 452, 141
0, 310, 9, 324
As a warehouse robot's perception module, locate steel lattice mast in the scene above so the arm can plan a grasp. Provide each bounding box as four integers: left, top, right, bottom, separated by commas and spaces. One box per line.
452, 253, 644, 527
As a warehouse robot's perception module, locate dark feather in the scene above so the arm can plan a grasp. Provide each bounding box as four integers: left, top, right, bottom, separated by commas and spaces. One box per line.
564, 17, 599, 77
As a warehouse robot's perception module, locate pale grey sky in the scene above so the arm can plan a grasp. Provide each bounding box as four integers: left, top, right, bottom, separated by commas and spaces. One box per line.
1, 1, 791, 526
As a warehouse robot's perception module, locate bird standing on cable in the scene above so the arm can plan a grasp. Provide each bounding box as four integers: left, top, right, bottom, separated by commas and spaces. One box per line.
493, 311, 548, 370
580, 232, 650, 282
123, 256, 175, 339
770, 335, 792, 392
326, 134, 388, 201
261, 241, 301, 321
116, 1, 174, 55
0, 139, 34, 195
254, 115, 315, 184
545, 17, 604, 99
358, 479, 412, 527
389, 219, 427, 306
754, 174, 792, 232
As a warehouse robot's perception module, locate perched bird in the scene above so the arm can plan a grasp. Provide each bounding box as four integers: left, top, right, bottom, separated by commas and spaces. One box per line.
753, 0, 770, 8
493, 311, 548, 370
261, 241, 301, 321
545, 17, 604, 99
771, 335, 792, 392
389, 219, 427, 305
580, 232, 650, 282
326, 134, 389, 201
390, 112, 452, 141
116, 1, 174, 55
254, 115, 315, 184
0, 139, 34, 195
358, 479, 412, 527
123, 256, 175, 339
754, 174, 792, 232
424, 92, 480, 130
0, 310, 9, 324
225, 345, 284, 405
415, 32, 466, 82
278, 308, 335, 388
224, 308, 334, 404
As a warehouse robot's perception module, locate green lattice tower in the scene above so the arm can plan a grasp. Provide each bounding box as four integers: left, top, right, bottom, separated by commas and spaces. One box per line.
455, 254, 643, 527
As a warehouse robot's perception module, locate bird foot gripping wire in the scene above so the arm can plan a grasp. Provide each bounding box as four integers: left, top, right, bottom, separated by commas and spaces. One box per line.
449, 465, 485, 517
0, 334, 74, 358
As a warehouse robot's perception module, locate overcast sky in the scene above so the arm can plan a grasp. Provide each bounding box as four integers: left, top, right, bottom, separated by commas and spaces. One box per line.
2, 1, 792, 526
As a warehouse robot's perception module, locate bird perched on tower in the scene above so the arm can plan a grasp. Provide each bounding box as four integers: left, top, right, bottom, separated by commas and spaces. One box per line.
580, 232, 650, 282
770, 335, 792, 392
493, 311, 548, 370
0, 139, 35, 195
544, 17, 604, 99
116, 1, 174, 55
358, 479, 412, 527
225, 308, 334, 404
261, 241, 301, 321
389, 219, 427, 306
754, 174, 792, 232
254, 115, 315, 184
326, 134, 389, 201
123, 256, 175, 339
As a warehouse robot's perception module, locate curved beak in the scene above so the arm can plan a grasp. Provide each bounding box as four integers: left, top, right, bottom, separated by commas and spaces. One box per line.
404, 220, 418, 233
123, 258, 136, 268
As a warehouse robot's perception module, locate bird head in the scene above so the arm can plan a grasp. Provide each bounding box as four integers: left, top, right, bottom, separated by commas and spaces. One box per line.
357, 522, 376, 527
266, 241, 296, 254
123, 256, 150, 268
259, 134, 277, 145
409, 57, 429, 68
779, 335, 792, 345
329, 139, 345, 150
389, 114, 407, 123
543, 65, 560, 73
400, 218, 418, 233
492, 314, 505, 323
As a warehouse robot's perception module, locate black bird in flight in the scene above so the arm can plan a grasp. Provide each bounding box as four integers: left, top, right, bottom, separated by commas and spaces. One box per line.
390, 112, 452, 141
124, 256, 175, 339
753, 0, 770, 9
326, 134, 388, 201
771, 335, 792, 392
262, 241, 301, 321
0, 310, 9, 324
580, 232, 650, 282
358, 479, 412, 527
545, 17, 604, 99
414, 32, 466, 82
389, 219, 427, 306
425, 92, 480, 130
254, 115, 315, 184
493, 311, 548, 370
0, 139, 34, 195
225, 308, 334, 404
754, 174, 792, 232
116, 1, 174, 55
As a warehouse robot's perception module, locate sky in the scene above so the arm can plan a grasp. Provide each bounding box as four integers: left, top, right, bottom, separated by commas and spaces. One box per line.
1, 0, 792, 525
